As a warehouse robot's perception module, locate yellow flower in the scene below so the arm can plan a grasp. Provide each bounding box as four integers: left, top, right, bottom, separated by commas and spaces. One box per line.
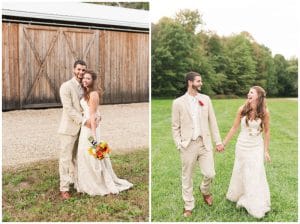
88, 148, 93, 155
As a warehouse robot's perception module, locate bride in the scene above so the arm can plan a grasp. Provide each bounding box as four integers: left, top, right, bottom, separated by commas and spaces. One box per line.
223, 86, 271, 219
75, 70, 133, 195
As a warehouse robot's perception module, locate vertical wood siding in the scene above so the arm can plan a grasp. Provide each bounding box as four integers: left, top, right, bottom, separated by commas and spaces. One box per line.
2, 23, 149, 110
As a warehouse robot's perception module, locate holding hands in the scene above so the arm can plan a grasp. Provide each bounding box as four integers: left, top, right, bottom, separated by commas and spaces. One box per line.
216, 143, 225, 152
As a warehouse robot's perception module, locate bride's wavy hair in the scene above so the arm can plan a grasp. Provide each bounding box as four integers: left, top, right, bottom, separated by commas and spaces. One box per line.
241, 86, 267, 130
83, 70, 101, 102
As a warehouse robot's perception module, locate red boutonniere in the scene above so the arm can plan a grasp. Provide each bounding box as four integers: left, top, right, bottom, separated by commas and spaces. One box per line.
198, 100, 204, 106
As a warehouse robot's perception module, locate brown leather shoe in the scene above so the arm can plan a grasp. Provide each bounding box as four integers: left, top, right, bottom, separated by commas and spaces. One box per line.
60, 191, 71, 200
183, 209, 192, 217
202, 194, 213, 206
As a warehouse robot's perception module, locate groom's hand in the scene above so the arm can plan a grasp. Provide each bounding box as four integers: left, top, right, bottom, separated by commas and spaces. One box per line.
216, 144, 224, 152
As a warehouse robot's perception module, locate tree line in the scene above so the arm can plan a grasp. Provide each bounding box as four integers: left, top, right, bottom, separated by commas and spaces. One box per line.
152, 9, 298, 98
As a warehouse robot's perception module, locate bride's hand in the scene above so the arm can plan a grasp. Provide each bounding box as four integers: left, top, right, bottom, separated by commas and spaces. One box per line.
265, 152, 271, 162
96, 116, 101, 126
85, 119, 91, 129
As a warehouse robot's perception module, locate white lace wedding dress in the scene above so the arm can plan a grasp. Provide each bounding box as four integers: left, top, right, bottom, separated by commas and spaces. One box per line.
226, 116, 271, 218
74, 98, 133, 196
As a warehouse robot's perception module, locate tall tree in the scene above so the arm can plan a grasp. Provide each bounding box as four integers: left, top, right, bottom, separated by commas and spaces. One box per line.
223, 34, 257, 95
175, 9, 202, 33
273, 54, 288, 96
285, 57, 298, 96
152, 10, 203, 97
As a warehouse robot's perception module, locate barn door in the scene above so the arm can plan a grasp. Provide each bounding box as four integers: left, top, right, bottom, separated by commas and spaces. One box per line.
59, 27, 100, 101
19, 24, 60, 108
19, 24, 99, 109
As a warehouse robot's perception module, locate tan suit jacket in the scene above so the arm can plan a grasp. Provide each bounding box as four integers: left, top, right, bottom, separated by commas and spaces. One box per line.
172, 92, 221, 150
58, 77, 83, 136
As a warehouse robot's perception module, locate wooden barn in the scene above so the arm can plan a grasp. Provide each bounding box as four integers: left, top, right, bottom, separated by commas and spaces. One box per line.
2, 2, 149, 110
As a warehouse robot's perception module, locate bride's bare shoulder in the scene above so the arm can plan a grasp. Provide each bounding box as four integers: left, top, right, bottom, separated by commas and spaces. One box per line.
90, 91, 100, 99
237, 105, 244, 114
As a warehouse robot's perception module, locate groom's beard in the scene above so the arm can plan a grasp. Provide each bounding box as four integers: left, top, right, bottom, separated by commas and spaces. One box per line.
77, 76, 83, 83
192, 84, 201, 92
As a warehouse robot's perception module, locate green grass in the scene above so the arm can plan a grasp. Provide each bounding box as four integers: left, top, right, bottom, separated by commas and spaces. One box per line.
2, 149, 149, 222
151, 98, 298, 222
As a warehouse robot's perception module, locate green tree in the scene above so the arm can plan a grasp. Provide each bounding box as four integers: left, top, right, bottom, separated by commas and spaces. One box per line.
200, 32, 227, 94
152, 10, 298, 98
273, 54, 288, 96
223, 34, 257, 95
175, 9, 202, 33
251, 43, 275, 95
152, 10, 203, 97
285, 57, 298, 96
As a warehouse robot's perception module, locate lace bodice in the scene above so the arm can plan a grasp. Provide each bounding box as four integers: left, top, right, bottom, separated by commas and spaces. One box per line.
240, 116, 262, 136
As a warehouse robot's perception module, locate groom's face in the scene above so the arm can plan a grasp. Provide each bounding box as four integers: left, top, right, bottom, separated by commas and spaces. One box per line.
73, 64, 87, 82
191, 76, 203, 91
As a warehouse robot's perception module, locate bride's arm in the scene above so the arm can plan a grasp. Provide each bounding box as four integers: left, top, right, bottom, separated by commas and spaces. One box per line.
89, 91, 100, 140
263, 109, 271, 162
223, 106, 243, 147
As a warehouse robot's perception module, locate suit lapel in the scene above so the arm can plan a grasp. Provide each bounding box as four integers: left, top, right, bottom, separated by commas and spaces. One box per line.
183, 93, 193, 121
70, 78, 81, 99
196, 94, 206, 124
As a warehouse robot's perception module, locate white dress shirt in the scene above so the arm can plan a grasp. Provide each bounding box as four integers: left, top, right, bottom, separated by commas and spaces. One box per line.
187, 93, 202, 140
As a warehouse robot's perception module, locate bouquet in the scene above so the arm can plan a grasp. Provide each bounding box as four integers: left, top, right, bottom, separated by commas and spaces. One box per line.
87, 136, 111, 160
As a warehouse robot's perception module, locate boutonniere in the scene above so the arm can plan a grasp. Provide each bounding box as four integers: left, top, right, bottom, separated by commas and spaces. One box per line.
198, 100, 204, 106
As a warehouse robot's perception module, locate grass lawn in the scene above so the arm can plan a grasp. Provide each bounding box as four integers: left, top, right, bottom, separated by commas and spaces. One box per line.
151, 98, 297, 222
2, 149, 148, 222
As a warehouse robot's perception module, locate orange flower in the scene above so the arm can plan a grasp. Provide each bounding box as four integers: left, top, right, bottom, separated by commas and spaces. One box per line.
87, 137, 111, 160
97, 151, 103, 157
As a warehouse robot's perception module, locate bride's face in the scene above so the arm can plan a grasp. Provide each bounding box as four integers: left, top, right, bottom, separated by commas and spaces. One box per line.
247, 88, 258, 104
82, 73, 93, 87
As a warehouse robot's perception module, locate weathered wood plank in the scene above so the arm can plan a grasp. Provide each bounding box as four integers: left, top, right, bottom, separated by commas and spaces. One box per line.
2, 23, 20, 110
3, 22, 148, 110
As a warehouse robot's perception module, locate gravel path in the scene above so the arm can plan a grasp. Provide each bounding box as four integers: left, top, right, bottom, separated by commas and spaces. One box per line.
2, 103, 149, 168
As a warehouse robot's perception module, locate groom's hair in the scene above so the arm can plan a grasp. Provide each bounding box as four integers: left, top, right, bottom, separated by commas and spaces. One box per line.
73, 59, 87, 68
185, 71, 201, 88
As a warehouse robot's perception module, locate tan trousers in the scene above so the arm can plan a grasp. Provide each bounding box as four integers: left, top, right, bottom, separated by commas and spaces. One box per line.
180, 137, 216, 210
59, 134, 79, 192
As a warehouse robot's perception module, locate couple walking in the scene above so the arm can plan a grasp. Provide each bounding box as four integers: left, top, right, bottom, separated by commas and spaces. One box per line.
58, 60, 133, 200
172, 71, 271, 219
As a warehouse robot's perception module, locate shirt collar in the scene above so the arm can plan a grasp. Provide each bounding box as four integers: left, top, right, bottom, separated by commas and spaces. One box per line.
186, 92, 199, 101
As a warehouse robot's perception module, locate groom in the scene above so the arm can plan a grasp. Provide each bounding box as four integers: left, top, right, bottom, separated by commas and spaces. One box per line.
172, 71, 224, 217
58, 60, 96, 200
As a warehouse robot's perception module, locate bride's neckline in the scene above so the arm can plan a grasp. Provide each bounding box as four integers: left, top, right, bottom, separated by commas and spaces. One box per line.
242, 116, 261, 122
80, 98, 89, 105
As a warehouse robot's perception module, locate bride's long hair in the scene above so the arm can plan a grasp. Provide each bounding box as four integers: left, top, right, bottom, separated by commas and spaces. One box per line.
241, 86, 267, 130
83, 70, 101, 102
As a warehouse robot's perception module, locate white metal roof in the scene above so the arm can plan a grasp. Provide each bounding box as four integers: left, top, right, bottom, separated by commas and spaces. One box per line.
2, 2, 149, 29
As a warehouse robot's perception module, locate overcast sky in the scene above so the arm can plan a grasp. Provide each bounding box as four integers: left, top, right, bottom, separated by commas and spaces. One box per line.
151, 0, 299, 59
